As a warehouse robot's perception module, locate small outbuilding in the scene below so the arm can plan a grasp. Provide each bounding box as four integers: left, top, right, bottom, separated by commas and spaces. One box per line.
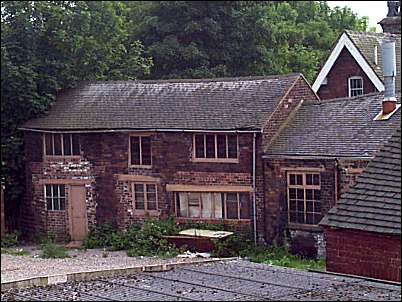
320, 127, 401, 282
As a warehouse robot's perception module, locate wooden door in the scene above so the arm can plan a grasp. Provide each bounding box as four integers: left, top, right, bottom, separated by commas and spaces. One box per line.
69, 186, 88, 241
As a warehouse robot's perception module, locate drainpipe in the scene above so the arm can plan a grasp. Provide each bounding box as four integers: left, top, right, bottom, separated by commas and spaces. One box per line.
334, 159, 339, 205
252, 132, 257, 246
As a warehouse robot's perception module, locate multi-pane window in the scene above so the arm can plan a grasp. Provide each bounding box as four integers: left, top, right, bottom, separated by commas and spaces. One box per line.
348, 76, 363, 97
287, 173, 322, 225
176, 192, 250, 220
194, 134, 238, 160
132, 183, 157, 211
130, 135, 151, 166
44, 134, 80, 156
44, 184, 66, 211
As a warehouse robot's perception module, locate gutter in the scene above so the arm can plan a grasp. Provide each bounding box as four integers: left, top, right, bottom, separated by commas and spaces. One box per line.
262, 154, 375, 160
18, 127, 262, 134
252, 132, 257, 246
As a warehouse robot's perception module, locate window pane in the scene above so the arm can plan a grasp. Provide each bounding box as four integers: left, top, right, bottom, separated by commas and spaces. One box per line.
188, 193, 200, 218
63, 135, 72, 156
313, 174, 320, 186
130, 137, 141, 165
306, 212, 314, 224
306, 174, 313, 185
59, 185, 65, 197
195, 135, 205, 158
146, 184, 157, 210
297, 199, 304, 213
296, 189, 304, 199
289, 188, 296, 199
46, 198, 53, 211
201, 193, 213, 218
52, 185, 59, 198
206, 135, 215, 158
134, 184, 145, 210
297, 212, 304, 224
314, 190, 321, 201
296, 175, 303, 185
306, 200, 314, 212
306, 189, 313, 200
239, 193, 250, 219
289, 200, 297, 211
227, 135, 237, 158
315, 201, 321, 213
72, 135, 80, 155
45, 134, 53, 155
289, 211, 297, 223
45, 185, 52, 198
59, 197, 65, 211
53, 134, 62, 155
226, 193, 238, 219
217, 135, 227, 158
141, 136, 151, 165
289, 174, 296, 185
213, 193, 223, 219
177, 193, 188, 217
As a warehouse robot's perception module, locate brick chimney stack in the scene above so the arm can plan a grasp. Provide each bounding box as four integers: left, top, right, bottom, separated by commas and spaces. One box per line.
379, 1, 401, 34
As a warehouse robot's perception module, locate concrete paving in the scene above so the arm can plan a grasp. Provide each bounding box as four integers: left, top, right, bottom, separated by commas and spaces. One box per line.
1, 260, 401, 301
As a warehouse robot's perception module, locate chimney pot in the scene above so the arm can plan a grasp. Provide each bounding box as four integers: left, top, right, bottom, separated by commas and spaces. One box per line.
382, 98, 397, 115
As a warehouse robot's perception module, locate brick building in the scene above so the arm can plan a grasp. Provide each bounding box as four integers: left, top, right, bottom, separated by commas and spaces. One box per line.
320, 127, 401, 282
263, 92, 401, 255
312, 2, 401, 100
19, 74, 318, 243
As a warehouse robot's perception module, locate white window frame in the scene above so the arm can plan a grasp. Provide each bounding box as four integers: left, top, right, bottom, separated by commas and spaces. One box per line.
192, 134, 239, 163
132, 183, 158, 212
348, 76, 364, 97
129, 134, 152, 168
43, 133, 80, 158
287, 172, 322, 225
44, 184, 66, 211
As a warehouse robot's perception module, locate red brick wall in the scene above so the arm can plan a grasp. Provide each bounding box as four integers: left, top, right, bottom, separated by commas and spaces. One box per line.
324, 227, 401, 282
317, 48, 377, 100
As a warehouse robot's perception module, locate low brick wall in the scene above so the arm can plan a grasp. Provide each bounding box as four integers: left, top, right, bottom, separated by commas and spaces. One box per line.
324, 227, 401, 282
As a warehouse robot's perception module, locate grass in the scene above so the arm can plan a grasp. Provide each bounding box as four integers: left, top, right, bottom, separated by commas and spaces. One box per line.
243, 243, 325, 271
1, 247, 30, 256
40, 239, 70, 259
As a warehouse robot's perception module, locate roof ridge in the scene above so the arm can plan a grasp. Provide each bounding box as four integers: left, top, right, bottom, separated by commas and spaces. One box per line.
77, 73, 302, 85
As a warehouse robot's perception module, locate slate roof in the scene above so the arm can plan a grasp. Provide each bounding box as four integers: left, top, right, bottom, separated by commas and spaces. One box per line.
320, 126, 401, 235
21, 74, 302, 131
346, 30, 401, 92
266, 92, 401, 158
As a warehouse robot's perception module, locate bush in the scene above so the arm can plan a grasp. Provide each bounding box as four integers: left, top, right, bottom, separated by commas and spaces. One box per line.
212, 233, 253, 258
1, 231, 19, 248
40, 238, 69, 259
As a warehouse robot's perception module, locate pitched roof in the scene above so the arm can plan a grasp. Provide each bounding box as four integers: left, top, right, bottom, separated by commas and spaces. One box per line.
265, 92, 401, 158
319, 127, 401, 235
346, 30, 401, 92
21, 74, 302, 132
312, 30, 401, 93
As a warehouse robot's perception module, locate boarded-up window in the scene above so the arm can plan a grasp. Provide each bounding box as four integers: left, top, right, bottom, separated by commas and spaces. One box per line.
44, 134, 80, 156
287, 172, 322, 225
132, 183, 158, 212
130, 135, 152, 166
44, 184, 66, 211
193, 134, 238, 160
176, 192, 249, 220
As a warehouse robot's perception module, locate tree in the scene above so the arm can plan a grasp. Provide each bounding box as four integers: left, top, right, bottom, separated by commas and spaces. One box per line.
1, 1, 152, 228
127, 1, 368, 81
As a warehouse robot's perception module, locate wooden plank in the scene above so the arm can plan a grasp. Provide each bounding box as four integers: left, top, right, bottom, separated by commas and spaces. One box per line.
116, 174, 160, 182
39, 179, 92, 185
166, 184, 252, 192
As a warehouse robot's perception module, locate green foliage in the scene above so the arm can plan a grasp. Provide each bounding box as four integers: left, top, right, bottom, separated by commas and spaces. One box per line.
82, 218, 181, 258
244, 240, 325, 271
40, 237, 69, 259
1, 231, 19, 248
212, 234, 253, 258
128, 1, 368, 82
1, 247, 29, 256
1, 1, 153, 227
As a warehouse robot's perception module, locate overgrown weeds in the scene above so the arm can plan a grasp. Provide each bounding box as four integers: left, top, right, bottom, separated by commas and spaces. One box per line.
40, 237, 70, 259
1, 231, 19, 248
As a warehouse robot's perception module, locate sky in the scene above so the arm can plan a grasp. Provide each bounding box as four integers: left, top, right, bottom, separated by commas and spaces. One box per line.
327, 1, 389, 32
